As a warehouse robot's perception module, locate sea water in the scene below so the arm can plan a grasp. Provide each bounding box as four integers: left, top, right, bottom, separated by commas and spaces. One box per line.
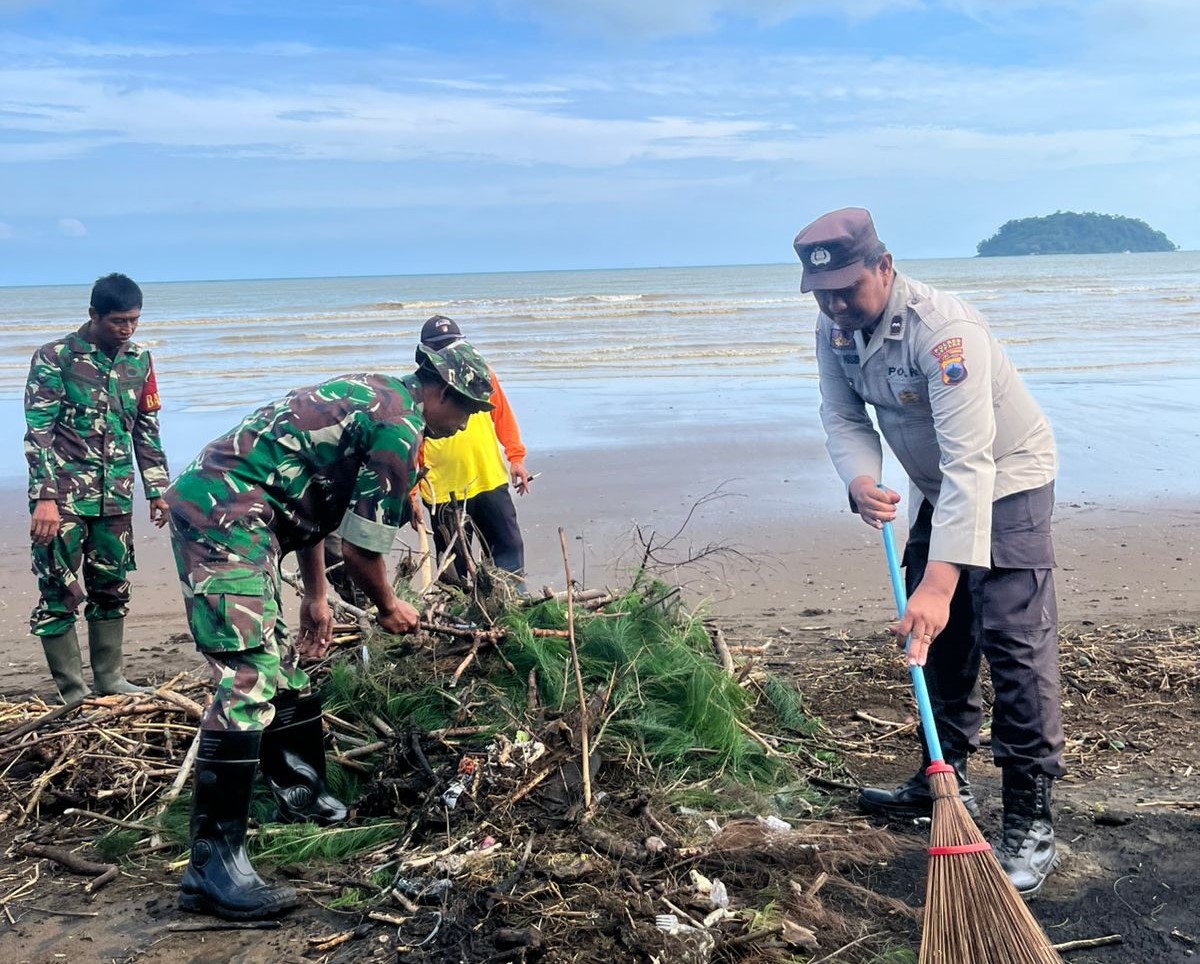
1, 252, 1196, 499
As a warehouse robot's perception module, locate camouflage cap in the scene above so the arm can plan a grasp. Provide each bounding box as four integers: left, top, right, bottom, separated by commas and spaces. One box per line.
415, 341, 494, 411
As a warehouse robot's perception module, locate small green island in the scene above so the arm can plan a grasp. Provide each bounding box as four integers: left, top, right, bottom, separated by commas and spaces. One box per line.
976, 211, 1177, 257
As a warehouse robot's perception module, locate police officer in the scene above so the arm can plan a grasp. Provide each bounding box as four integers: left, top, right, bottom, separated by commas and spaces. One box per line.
165, 342, 494, 921
24, 272, 169, 703
794, 208, 1063, 898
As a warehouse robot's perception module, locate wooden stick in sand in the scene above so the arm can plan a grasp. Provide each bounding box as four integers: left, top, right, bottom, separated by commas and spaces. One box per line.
413, 513, 435, 596
558, 527, 591, 811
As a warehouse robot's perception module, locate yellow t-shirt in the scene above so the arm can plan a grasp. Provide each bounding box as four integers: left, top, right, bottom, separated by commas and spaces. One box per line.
420, 411, 508, 505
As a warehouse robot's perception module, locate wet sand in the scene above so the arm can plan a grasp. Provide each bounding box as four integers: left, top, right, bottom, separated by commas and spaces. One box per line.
2, 430, 1197, 701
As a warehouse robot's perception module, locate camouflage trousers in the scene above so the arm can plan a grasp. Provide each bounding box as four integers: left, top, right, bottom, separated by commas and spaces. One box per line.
30, 512, 135, 636
168, 511, 309, 732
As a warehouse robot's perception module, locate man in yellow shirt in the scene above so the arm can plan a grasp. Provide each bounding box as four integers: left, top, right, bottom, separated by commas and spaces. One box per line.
417, 316, 531, 584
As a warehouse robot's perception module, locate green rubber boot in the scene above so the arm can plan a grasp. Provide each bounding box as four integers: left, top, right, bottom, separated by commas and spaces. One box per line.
88, 618, 149, 695
40, 626, 92, 704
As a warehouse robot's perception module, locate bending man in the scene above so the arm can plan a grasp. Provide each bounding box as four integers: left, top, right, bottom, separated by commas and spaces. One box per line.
165, 342, 494, 920
796, 207, 1063, 898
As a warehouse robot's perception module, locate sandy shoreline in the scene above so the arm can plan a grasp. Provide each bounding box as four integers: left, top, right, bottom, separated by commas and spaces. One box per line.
2, 432, 1197, 701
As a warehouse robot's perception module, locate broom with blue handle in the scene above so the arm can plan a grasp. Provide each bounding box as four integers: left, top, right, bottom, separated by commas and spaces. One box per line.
880, 518, 945, 767
877, 506, 1060, 962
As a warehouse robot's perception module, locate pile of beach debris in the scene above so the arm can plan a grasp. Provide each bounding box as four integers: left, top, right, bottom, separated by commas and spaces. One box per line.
1, 559, 925, 963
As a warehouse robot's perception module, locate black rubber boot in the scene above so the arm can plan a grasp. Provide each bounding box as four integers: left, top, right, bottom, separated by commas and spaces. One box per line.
994, 769, 1059, 899
260, 692, 348, 825
859, 755, 979, 820
178, 729, 300, 920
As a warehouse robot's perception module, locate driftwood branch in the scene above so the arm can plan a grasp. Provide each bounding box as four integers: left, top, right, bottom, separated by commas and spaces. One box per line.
1052, 934, 1123, 953
559, 527, 592, 812
17, 843, 119, 892
0, 700, 85, 746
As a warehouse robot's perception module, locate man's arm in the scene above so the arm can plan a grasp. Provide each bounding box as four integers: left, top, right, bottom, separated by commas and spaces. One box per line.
815, 325, 884, 517
294, 542, 333, 657
487, 371, 531, 493
132, 354, 170, 527
895, 319, 997, 665
24, 346, 65, 545
920, 321, 997, 569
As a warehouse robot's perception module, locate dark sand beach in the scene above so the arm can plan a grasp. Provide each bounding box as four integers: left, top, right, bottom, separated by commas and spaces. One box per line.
2, 433, 1198, 963
2, 432, 1197, 699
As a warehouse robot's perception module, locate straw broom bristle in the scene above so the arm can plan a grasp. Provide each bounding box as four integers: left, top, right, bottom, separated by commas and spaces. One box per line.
919, 763, 1062, 964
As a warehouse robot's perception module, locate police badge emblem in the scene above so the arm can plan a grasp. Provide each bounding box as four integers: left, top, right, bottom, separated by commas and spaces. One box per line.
809, 246, 831, 267
830, 327, 853, 349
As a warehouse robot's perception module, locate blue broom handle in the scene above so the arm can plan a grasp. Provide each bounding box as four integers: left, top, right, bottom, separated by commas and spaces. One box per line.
880, 518, 945, 765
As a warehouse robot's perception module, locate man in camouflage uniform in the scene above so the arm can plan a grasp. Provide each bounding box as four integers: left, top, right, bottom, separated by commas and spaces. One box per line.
165, 341, 494, 921
24, 272, 169, 704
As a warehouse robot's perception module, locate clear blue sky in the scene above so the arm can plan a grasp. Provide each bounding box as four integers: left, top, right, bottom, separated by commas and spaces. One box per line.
1, 0, 1196, 284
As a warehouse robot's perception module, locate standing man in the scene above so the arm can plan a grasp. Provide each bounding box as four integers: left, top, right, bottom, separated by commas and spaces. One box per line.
165, 341, 493, 921
24, 272, 169, 703
795, 208, 1063, 898
417, 315, 531, 586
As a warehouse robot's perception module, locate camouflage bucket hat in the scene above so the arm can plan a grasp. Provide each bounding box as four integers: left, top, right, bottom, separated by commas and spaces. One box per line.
416, 341, 494, 411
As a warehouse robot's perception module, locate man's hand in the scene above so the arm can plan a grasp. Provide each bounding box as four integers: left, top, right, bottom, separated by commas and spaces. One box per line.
295, 594, 333, 659
30, 499, 61, 546
849, 476, 900, 529
377, 599, 420, 635
510, 460, 531, 496
409, 489, 433, 532
889, 561, 960, 666
148, 497, 169, 528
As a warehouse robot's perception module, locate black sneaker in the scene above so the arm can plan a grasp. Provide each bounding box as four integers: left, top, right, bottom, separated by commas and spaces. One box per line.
858, 758, 979, 821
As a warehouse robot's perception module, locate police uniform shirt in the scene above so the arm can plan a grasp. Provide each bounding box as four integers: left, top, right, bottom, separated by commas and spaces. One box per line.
815, 273, 1057, 569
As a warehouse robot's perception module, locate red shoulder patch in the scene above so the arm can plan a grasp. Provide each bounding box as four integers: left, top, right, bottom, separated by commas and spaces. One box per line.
138, 359, 162, 413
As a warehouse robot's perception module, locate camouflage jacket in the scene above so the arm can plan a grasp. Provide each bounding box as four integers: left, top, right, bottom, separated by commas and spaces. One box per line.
24, 324, 169, 517
165, 373, 425, 558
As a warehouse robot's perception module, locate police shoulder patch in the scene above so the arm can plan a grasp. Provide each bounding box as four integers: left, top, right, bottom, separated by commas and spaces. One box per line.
930, 337, 967, 385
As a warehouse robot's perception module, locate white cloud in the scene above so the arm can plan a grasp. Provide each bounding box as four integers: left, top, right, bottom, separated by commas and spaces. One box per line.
2, 45, 1197, 175
57, 217, 87, 236
0, 66, 775, 166
0, 24, 1197, 244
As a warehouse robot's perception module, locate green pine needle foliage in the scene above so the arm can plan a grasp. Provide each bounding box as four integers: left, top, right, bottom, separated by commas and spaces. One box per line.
92, 829, 142, 862
319, 577, 824, 799
761, 673, 819, 737
251, 820, 405, 866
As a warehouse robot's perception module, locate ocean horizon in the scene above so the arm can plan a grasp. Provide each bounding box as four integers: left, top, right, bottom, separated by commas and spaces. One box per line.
3, 249, 1196, 291
2, 252, 1197, 502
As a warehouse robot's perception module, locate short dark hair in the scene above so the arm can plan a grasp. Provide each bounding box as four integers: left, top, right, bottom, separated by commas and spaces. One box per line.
90, 273, 143, 317
864, 242, 889, 269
